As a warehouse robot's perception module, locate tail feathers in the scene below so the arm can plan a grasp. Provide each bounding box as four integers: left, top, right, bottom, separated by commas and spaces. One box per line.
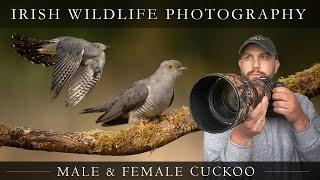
12, 33, 56, 67
97, 111, 128, 126
80, 103, 113, 114
96, 108, 122, 123
82, 102, 129, 126
101, 116, 128, 126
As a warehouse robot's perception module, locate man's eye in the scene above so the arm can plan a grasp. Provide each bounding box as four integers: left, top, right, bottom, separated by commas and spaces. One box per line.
243, 56, 253, 61
259, 55, 267, 60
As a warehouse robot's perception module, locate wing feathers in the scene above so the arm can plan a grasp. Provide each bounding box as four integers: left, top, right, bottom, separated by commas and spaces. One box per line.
13, 34, 107, 107
65, 66, 101, 107
65, 53, 105, 107
82, 83, 149, 125
51, 42, 84, 100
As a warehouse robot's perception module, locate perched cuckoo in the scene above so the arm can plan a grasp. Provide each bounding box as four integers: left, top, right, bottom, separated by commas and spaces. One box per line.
12, 34, 108, 107
81, 60, 187, 126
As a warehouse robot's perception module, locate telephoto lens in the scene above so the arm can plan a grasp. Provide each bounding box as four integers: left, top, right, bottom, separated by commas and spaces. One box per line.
189, 73, 283, 133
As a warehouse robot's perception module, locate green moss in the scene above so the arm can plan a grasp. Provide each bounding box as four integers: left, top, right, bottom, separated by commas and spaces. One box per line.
83, 106, 197, 155
279, 64, 320, 97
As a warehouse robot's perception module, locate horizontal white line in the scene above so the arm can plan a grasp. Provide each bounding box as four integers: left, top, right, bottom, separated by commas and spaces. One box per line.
6, 171, 52, 173
264, 171, 310, 173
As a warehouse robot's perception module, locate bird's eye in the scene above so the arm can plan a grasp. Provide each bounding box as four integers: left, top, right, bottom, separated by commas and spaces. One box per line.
168, 65, 173, 69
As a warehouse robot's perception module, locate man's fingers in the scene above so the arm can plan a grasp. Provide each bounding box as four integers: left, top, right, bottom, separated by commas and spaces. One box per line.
249, 102, 263, 119
261, 96, 269, 112
273, 87, 290, 94
273, 107, 288, 115
255, 117, 266, 131
241, 97, 268, 134
273, 101, 289, 109
272, 93, 289, 101
249, 96, 269, 121
261, 96, 269, 109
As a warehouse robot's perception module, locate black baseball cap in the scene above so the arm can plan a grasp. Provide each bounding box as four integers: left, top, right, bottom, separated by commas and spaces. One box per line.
239, 35, 278, 59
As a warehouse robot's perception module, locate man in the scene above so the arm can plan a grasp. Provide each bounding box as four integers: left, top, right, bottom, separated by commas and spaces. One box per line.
204, 35, 320, 161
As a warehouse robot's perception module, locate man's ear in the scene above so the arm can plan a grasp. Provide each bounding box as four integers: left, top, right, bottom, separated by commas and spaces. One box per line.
238, 59, 243, 69
274, 59, 280, 74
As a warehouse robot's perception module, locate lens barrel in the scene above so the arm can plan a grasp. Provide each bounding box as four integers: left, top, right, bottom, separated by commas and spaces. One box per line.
190, 73, 275, 133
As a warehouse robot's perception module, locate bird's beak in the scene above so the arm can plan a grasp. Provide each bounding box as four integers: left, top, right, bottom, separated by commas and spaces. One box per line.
176, 67, 188, 72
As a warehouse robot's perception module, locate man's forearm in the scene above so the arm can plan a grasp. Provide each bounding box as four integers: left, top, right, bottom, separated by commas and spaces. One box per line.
293, 121, 320, 161
204, 132, 252, 162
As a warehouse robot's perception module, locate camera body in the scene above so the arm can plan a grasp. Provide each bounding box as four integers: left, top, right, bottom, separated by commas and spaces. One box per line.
189, 73, 284, 133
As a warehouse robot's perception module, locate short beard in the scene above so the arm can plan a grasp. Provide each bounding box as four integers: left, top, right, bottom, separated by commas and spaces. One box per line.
241, 70, 274, 80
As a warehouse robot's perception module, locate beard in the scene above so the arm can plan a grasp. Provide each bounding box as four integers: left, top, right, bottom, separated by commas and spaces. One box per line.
241, 70, 269, 80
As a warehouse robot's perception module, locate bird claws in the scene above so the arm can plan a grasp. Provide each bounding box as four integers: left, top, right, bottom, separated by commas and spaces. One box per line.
139, 120, 149, 128
139, 121, 146, 128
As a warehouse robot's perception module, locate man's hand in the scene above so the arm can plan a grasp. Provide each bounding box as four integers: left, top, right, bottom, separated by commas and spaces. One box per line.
230, 96, 269, 146
272, 87, 310, 131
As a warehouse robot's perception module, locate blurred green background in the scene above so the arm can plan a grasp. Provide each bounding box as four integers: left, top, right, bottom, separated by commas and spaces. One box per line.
0, 28, 319, 161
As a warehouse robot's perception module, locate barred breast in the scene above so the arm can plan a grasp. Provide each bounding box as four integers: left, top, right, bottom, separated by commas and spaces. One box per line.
130, 95, 170, 119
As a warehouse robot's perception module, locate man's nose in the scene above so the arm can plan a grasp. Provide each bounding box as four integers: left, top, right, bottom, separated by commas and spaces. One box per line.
252, 58, 260, 69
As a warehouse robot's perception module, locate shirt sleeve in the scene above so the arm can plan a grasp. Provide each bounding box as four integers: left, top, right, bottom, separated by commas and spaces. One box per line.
204, 131, 252, 162
293, 94, 320, 161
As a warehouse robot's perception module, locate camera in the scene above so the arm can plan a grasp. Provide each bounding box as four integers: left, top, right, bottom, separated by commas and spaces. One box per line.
189, 73, 284, 133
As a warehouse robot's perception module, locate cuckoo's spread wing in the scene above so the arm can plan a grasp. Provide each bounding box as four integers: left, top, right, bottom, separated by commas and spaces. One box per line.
51, 38, 85, 100
65, 52, 105, 107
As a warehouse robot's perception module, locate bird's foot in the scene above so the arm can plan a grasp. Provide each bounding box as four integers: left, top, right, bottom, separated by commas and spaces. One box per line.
139, 120, 149, 128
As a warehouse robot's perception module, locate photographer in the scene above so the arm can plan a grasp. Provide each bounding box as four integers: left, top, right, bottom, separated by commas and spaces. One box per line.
204, 35, 320, 161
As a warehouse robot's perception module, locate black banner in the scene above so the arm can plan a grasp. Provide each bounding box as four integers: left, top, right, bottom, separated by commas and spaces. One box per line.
0, 0, 320, 28
0, 162, 319, 180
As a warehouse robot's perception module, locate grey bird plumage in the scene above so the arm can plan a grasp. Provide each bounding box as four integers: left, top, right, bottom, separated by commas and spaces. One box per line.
12, 33, 108, 107
81, 60, 187, 126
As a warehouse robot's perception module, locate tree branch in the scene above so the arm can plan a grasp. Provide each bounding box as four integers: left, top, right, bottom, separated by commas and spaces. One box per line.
279, 63, 320, 99
0, 63, 319, 155
0, 107, 197, 155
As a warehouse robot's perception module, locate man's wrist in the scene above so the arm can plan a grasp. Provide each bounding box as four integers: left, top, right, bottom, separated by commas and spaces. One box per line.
292, 115, 310, 132
230, 131, 253, 147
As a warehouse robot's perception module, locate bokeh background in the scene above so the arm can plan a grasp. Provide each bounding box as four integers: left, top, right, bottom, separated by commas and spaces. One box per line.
0, 28, 319, 161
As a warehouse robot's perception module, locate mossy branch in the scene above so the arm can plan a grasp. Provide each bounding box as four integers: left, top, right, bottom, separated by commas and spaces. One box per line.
0, 63, 319, 155
279, 63, 320, 99
0, 107, 197, 155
